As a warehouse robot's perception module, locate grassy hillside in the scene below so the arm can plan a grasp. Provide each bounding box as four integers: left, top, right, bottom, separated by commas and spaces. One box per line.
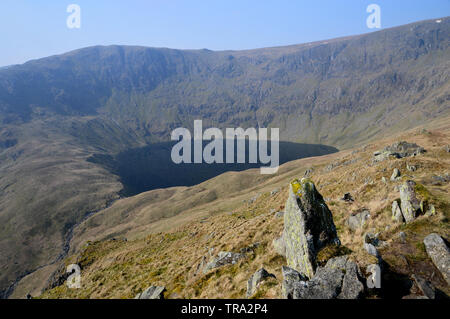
32, 116, 450, 299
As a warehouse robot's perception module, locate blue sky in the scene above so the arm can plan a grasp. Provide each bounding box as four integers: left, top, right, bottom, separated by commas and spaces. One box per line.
0, 0, 448, 66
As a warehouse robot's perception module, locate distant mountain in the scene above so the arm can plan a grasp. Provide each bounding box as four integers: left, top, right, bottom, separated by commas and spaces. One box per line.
0, 17, 449, 297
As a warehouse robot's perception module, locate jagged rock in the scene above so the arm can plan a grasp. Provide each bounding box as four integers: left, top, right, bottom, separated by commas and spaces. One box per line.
406, 164, 417, 172
364, 243, 379, 258
366, 264, 381, 288
341, 193, 354, 202
423, 234, 450, 285
374, 141, 425, 162
390, 168, 401, 181
392, 200, 404, 223
346, 209, 370, 231
288, 256, 364, 299
281, 266, 308, 299
412, 274, 435, 299
399, 180, 421, 223
246, 268, 276, 297
425, 204, 436, 217
135, 286, 166, 299
272, 235, 286, 257
284, 178, 340, 278
203, 251, 245, 273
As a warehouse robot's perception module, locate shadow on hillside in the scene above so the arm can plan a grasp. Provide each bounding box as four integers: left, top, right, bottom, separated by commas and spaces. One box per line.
88, 140, 338, 196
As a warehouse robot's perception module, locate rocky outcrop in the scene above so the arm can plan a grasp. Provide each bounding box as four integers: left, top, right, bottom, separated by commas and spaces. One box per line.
373, 142, 425, 162
390, 168, 401, 181
203, 251, 245, 273
423, 234, 450, 285
392, 200, 404, 223
399, 180, 421, 223
283, 256, 364, 299
246, 268, 276, 297
281, 266, 308, 298
283, 178, 340, 278
346, 209, 370, 231
135, 286, 166, 299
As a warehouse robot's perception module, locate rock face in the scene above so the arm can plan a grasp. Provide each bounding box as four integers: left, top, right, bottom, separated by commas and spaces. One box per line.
392, 200, 404, 223
399, 180, 421, 223
283, 256, 364, 299
135, 286, 166, 299
284, 179, 340, 278
203, 251, 245, 273
346, 209, 370, 231
281, 266, 308, 298
423, 234, 450, 285
246, 268, 276, 297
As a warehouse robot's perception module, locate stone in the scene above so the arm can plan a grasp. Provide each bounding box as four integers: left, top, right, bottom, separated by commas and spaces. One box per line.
240, 242, 260, 254
341, 193, 354, 202
135, 286, 166, 299
374, 141, 425, 162
366, 264, 381, 289
381, 176, 388, 184
444, 145, 450, 153
364, 243, 379, 258
406, 164, 417, 172
390, 168, 401, 181
423, 233, 450, 285
399, 180, 421, 223
425, 204, 436, 217
246, 268, 276, 297
288, 256, 364, 299
346, 209, 370, 231
284, 178, 340, 278
392, 200, 404, 223
272, 235, 286, 257
281, 266, 308, 299
412, 274, 435, 299
203, 251, 245, 273
364, 233, 380, 247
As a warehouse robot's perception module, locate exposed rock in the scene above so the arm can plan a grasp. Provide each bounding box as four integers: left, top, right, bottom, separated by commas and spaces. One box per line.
431, 174, 450, 185
399, 180, 421, 223
412, 274, 435, 299
135, 286, 166, 299
287, 256, 364, 299
284, 178, 340, 278
203, 251, 245, 273
424, 204, 436, 217
390, 168, 401, 181
423, 234, 450, 285
246, 268, 276, 297
392, 200, 404, 223
341, 192, 354, 202
304, 168, 314, 177
272, 235, 286, 257
381, 176, 388, 184
281, 266, 308, 299
374, 141, 425, 162
364, 243, 379, 258
406, 164, 417, 172
366, 264, 381, 289
346, 209, 370, 231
